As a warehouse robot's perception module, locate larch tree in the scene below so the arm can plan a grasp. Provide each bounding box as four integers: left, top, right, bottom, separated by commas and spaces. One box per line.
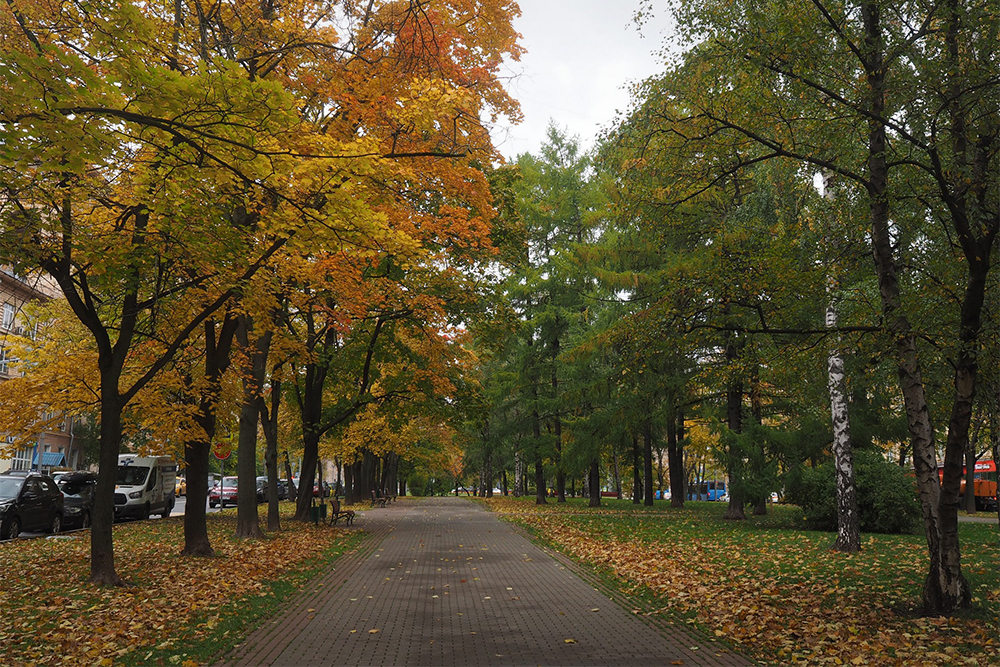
646, 0, 1000, 613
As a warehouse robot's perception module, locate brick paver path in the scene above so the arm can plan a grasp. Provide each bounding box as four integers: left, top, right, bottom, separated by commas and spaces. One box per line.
220, 497, 753, 666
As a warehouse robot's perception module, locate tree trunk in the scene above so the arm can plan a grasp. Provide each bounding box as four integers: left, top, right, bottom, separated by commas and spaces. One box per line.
534, 453, 547, 505
294, 430, 320, 521
344, 463, 355, 505
384, 453, 399, 499
862, 0, 969, 613
292, 350, 326, 521
533, 392, 546, 504
824, 173, 860, 552
993, 425, 1000, 528
182, 437, 214, 557
261, 375, 282, 532
183, 316, 237, 556
588, 458, 601, 507
723, 330, 747, 521
668, 408, 685, 508
551, 335, 565, 503
90, 379, 125, 585
513, 450, 522, 497
655, 446, 666, 495
632, 433, 641, 504
643, 418, 654, 507
963, 437, 977, 514
612, 444, 622, 499
234, 315, 265, 539
235, 392, 264, 538
362, 450, 377, 498
283, 451, 297, 503
827, 282, 860, 552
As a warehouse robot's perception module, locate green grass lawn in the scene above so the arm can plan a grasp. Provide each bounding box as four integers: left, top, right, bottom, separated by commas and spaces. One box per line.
482, 496, 1000, 666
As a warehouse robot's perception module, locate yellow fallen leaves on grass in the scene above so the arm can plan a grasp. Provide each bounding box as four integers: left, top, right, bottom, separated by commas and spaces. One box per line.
0, 512, 356, 666
485, 499, 1000, 667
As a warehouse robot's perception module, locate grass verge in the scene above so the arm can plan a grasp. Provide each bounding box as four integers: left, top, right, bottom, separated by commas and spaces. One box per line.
481, 496, 1000, 667
0, 503, 368, 667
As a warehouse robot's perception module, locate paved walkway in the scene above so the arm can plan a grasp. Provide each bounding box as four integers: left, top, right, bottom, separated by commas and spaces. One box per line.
220, 497, 753, 666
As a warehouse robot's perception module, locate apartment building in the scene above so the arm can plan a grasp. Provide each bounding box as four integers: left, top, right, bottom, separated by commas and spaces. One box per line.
0, 264, 80, 473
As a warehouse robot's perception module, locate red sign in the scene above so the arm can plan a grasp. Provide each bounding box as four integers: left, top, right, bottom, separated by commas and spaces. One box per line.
212, 441, 232, 460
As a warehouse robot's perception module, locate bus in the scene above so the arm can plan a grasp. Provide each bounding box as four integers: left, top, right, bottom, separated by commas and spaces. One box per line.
939, 460, 998, 511
687, 480, 727, 501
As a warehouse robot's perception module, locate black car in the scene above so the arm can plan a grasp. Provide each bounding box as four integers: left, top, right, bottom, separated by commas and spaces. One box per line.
0, 473, 65, 540
57, 471, 97, 529
254, 477, 268, 503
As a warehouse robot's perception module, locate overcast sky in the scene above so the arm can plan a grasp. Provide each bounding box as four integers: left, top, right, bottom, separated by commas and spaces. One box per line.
492, 1, 677, 161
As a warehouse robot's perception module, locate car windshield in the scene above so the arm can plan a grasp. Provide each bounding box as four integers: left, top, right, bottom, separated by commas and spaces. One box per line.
223, 477, 238, 488
0, 477, 24, 499
117, 466, 150, 486
59, 479, 94, 498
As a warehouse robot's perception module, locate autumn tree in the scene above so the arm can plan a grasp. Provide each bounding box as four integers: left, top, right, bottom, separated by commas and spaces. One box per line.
0, 0, 523, 582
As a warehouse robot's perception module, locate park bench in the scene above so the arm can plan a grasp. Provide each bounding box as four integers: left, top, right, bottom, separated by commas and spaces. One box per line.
371, 490, 388, 508
328, 498, 355, 526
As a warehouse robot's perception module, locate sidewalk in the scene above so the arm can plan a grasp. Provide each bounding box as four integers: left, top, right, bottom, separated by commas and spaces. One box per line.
219, 497, 753, 667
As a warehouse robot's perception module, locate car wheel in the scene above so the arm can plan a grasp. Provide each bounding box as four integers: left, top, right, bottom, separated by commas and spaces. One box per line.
140, 503, 150, 521
210, 500, 217, 508
49, 513, 61, 534
81, 511, 91, 529
7, 516, 21, 540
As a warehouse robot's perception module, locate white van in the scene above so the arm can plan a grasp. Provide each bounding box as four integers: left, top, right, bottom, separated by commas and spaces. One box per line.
115, 455, 177, 520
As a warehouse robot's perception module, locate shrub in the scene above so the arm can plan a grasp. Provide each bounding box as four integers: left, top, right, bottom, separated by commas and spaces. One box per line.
407, 473, 428, 497
788, 449, 920, 534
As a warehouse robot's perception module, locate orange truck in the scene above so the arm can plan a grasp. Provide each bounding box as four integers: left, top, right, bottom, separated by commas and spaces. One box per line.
940, 460, 998, 511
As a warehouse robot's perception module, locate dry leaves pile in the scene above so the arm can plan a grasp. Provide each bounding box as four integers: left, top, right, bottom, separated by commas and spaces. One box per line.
0, 513, 355, 666
483, 497, 1000, 666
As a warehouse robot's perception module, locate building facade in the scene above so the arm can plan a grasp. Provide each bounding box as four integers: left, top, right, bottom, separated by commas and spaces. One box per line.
0, 264, 81, 473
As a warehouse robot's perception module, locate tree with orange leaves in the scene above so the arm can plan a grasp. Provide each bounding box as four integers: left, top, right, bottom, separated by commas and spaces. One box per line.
0, 0, 521, 583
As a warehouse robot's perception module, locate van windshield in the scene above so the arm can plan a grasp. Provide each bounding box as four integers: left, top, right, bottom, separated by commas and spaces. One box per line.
117, 466, 150, 486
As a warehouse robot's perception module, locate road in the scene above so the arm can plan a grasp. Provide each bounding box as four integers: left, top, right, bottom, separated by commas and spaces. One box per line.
170, 495, 222, 517
14, 494, 218, 541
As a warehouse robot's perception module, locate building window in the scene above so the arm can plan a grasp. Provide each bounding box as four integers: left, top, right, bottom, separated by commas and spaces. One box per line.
1, 303, 13, 330
11, 447, 32, 472
0, 347, 8, 375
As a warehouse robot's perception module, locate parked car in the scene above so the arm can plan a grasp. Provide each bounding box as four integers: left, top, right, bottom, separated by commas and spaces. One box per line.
50, 470, 73, 484
175, 477, 187, 497
254, 477, 268, 503
209, 476, 238, 508
56, 471, 97, 529
0, 473, 65, 539
276, 479, 288, 500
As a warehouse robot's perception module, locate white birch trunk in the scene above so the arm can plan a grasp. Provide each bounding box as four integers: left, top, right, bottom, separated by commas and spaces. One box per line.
824, 173, 860, 552
514, 450, 523, 497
